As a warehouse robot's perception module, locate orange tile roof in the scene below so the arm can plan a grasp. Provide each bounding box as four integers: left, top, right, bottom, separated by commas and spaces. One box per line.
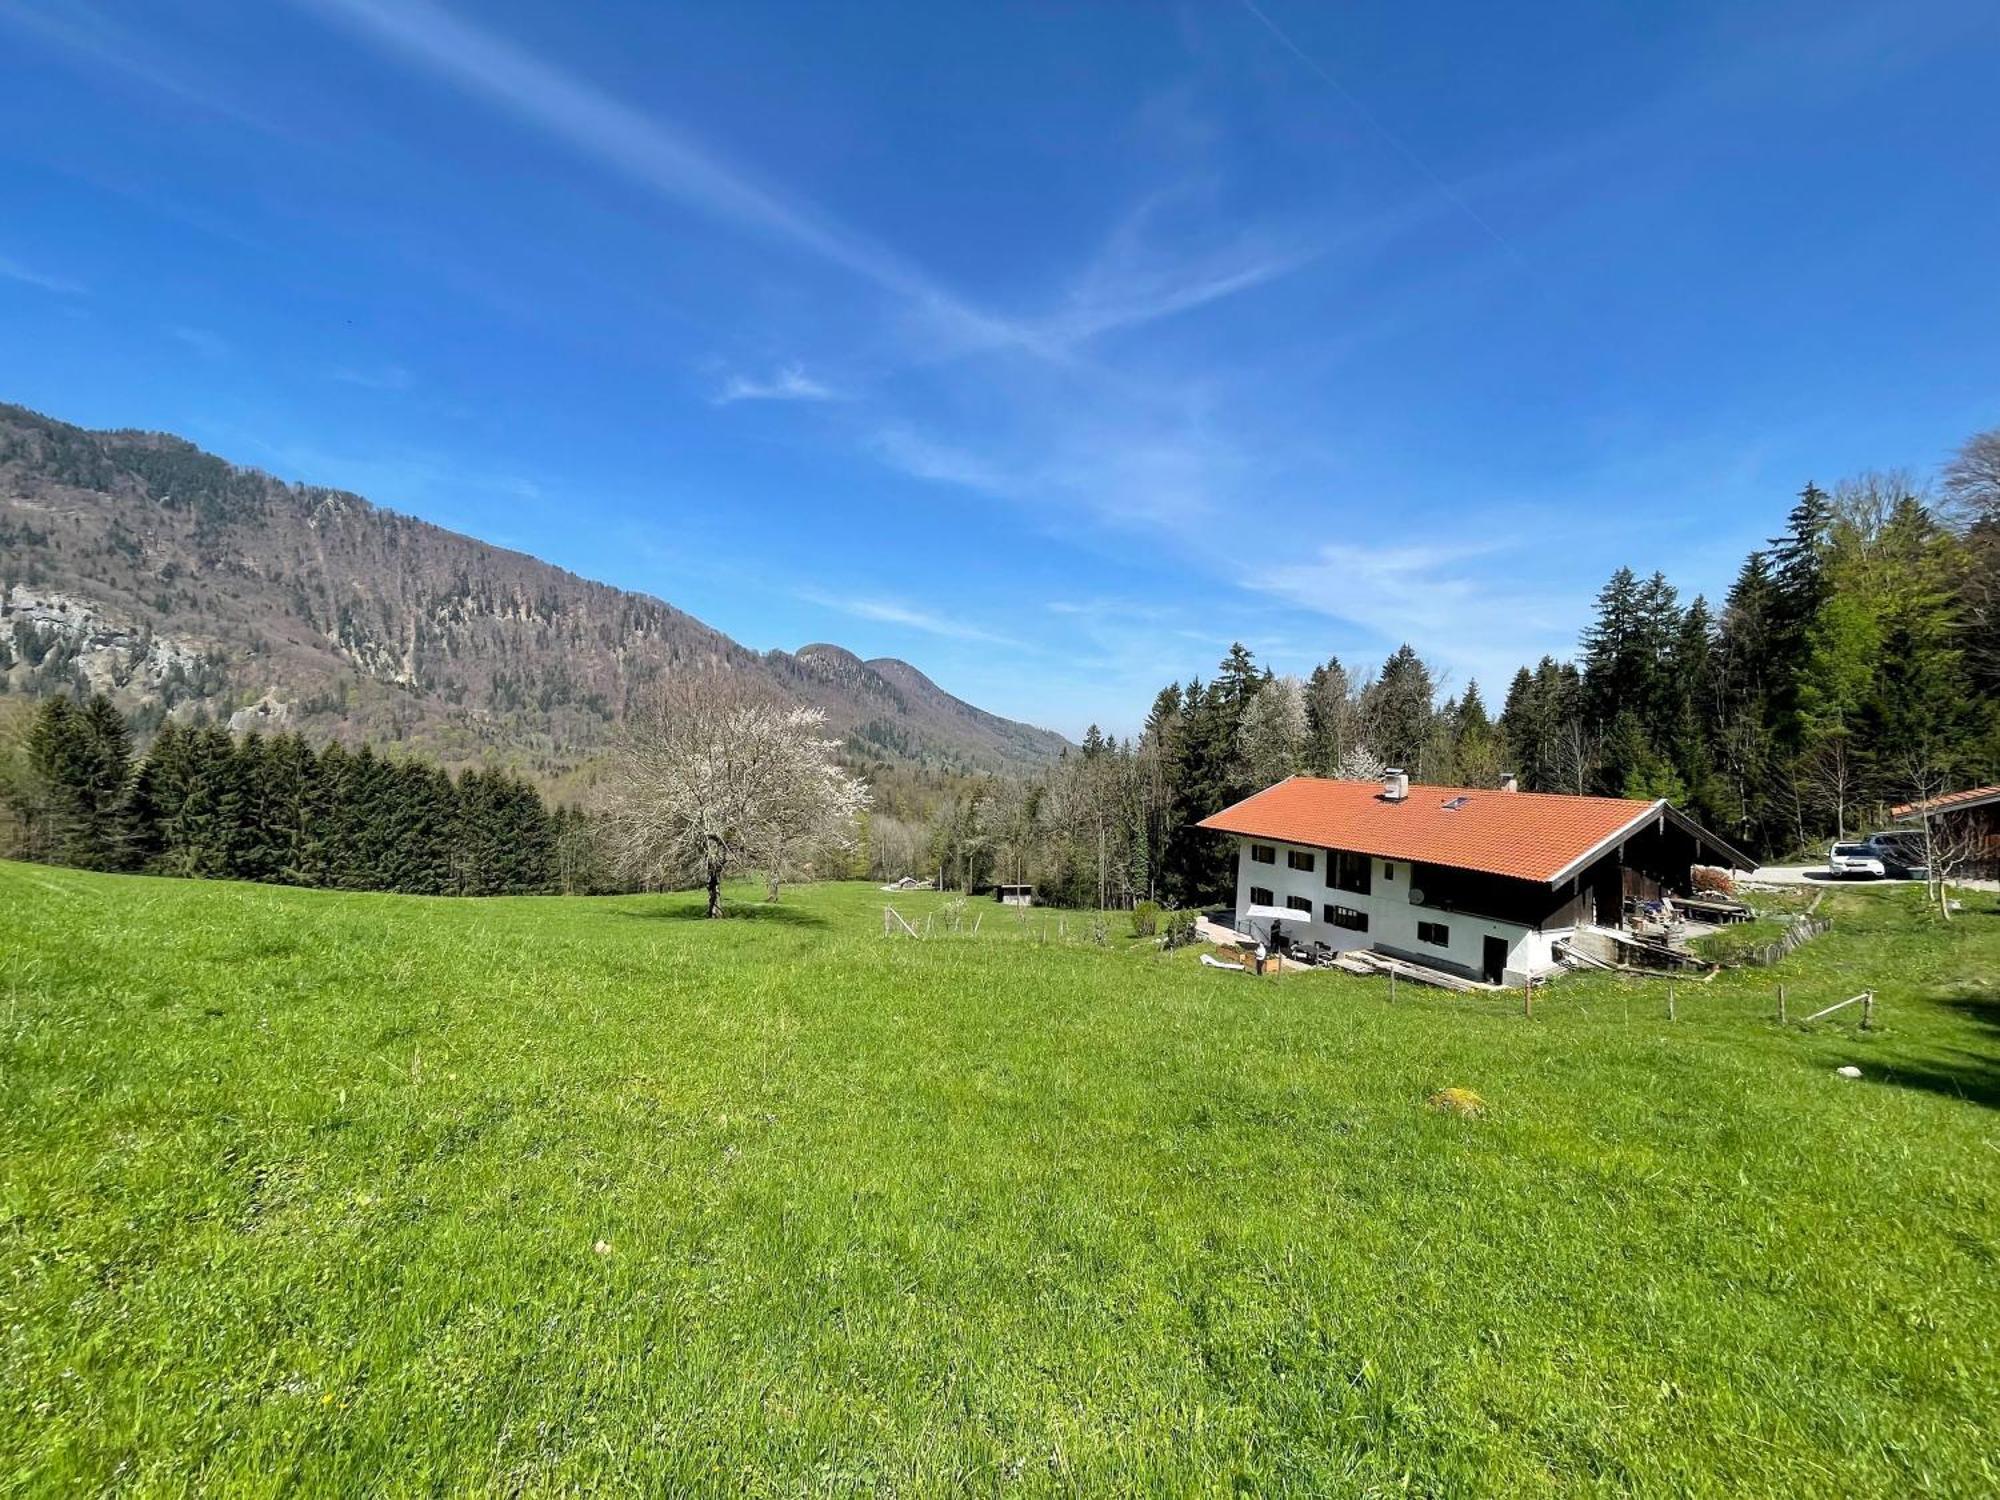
1196, 776, 1668, 884
1891, 785, 2000, 818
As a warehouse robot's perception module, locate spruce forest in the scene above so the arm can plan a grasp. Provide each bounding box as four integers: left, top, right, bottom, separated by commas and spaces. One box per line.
4, 695, 612, 896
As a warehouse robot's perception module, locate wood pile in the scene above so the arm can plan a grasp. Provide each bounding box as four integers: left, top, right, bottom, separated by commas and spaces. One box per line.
1342, 949, 1491, 994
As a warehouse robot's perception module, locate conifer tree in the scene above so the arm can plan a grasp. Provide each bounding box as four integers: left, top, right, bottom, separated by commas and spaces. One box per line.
1362, 645, 1436, 771
24, 695, 133, 868
1301, 656, 1356, 775
121, 720, 186, 869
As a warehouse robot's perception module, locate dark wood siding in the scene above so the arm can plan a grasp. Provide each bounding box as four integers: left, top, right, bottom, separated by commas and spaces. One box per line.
1407, 862, 1576, 928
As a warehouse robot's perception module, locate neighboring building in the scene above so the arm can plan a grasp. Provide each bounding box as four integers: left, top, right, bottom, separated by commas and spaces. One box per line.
1197, 770, 1753, 986
1892, 785, 2000, 878
994, 884, 1036, 906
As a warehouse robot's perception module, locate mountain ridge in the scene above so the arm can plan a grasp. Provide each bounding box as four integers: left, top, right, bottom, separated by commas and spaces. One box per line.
0, 402, 1069, 776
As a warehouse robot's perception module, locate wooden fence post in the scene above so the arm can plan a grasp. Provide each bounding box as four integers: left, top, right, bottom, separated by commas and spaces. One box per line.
1862, 990, 1875, 1030
1667, 983, 1677, 1022
1778, 983, 1787, 1024
1524, 975, 1533, 1019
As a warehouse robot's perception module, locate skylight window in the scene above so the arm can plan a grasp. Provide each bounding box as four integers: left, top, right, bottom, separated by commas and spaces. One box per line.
1441, 796, 1470, 811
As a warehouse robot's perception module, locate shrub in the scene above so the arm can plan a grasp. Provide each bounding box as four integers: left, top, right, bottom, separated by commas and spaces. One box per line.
1130, 900, 1160, 937
1161, 909, 1199, 949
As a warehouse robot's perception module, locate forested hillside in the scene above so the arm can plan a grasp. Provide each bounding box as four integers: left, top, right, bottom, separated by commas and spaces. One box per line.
2, 693, 618, 896
0, 403, 1069, 778
917, 433, 2000, 905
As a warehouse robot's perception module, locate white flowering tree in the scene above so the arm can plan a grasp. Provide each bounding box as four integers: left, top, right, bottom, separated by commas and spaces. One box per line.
1335, 743, 1388, 782
1236, 675, 1309, 791
605, 678, 868, 917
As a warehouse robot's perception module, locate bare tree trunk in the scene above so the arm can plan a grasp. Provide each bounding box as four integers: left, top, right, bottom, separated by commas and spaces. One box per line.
706, 863, 723, 918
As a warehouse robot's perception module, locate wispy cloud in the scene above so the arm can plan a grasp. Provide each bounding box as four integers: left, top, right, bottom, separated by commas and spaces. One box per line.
290, 0, 1310, 370
0, 254, 85, 295
801, 590, 1024, 648
1247, 537, 1580, 692
714, 364, 838, 405
1044, 186, 1320, 347
1232, 0, 1532, 278
0, 0, 294, 135
866, 428, 1020, 497
291, 0, 1023, 356
1046, 246, 1315, 346
166, 324, 229, 359
330, 362, 414, 391
867, 390, 1245, 531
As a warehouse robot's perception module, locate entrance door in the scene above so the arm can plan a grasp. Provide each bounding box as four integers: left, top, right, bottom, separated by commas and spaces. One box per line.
1482, 936, 1508, 985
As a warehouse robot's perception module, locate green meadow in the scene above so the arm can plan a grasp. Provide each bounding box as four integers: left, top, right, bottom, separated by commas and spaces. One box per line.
2, 863, 1995, 1496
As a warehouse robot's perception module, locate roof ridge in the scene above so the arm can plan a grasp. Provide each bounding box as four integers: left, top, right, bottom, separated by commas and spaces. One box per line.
1282, 773, 1651, 807
1195, 778, 1739, 883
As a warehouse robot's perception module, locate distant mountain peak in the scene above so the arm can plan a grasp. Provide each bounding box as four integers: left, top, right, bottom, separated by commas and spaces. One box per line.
0, 401, 1070, 777
793, 642, 864, 668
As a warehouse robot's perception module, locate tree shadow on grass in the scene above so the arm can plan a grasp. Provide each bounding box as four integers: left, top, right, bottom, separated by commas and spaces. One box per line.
1870, 993, 2000, 1111
610, 901, 830, 928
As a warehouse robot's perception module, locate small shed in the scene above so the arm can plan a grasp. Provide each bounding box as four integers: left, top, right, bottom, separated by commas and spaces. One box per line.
994, 884, 1035, 907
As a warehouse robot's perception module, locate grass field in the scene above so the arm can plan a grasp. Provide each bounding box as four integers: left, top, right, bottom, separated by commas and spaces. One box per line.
3, 864, 1997, 1496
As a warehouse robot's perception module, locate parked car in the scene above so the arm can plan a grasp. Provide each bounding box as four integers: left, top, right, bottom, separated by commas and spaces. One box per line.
1861, 833, 1930, 880
1827, 842, 1886, 880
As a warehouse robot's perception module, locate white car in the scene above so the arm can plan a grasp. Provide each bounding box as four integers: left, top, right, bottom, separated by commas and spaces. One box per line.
1827, 842, 1885, 880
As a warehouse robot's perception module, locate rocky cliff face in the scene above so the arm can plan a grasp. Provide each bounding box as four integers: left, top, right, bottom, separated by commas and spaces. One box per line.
0, 403, 1068, 775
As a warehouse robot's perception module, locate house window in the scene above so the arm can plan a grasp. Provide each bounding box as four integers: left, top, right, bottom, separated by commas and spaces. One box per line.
1249, 886, 1274, 907
1417, 920, 1450, 947
1250, 844, 1276, 865
1325, 904, 1367, 931
1287, 849, 1315, 872
1285, 895, 1312, 913
1383, 863, 1397, 882
1329, 849, 1371, 895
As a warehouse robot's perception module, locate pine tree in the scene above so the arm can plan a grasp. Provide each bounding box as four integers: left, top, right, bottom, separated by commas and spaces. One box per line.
24, 695, 133, 868
1449, 680, 1503, 787
1580, 566, 1642, 727
1499, 667, 1542, 788
122, 720, 187, 869
165, 728, 236, 877
1668, 596, 1723, 825
229, 733, 278, 883
1715, 552, 1781, 845
310, 741, 355, 888
1766, 481, 1834, 745
263, 734, 320, 885
1632, 571, 1685, 744
1302, 656, 1355, 775
1362, 645, 1435, 771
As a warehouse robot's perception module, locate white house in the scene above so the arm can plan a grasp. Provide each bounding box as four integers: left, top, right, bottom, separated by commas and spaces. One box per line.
1197, 770, 1753, 985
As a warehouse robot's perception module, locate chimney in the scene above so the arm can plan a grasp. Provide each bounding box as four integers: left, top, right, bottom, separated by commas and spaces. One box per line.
1383, 768, 1409, 802
1500, 772, 1519, 793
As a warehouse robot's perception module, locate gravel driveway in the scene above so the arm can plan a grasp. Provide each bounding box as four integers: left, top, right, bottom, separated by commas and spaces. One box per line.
1744, 864, 2000, 891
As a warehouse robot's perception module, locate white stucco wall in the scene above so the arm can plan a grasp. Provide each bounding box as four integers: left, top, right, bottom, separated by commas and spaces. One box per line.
1229, 836, 1567, 984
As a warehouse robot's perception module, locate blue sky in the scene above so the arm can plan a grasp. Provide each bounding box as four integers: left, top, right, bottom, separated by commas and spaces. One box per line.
2, 0, 1996, 738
